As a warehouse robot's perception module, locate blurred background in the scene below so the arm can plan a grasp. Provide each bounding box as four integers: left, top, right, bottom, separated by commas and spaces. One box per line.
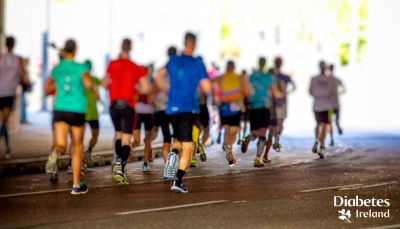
2, 0, 400, 134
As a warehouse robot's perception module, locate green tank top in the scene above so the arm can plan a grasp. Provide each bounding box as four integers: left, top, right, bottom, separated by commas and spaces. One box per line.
51, 60, 88, 114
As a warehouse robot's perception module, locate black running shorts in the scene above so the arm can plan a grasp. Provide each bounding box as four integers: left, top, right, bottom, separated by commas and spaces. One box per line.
0, 96, 14, 110
109, 104, 135, 134
86, 120, 99, 129
249, 107, 270, 131
314, 110, 330, 124
134, 113, 154, 131
53, 111, 85, 127
170, 112, 195, 142
220, 113, 241, 127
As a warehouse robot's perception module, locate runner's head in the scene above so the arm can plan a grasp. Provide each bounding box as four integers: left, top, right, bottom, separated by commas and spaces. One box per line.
121, 38, 132, 56
167, 46, 177, 57
325, 64, 334, 77
184, 32, 196, 55
6, 36, 15, 52
319, 60, 326, 74
226, 60, 235, 72
274, 56, 283, 70
63, 39, 77, 59
258, 57, 267, 71
84, 60, 92, 71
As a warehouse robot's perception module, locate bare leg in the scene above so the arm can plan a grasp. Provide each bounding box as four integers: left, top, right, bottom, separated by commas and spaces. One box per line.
70, 125, 85, 186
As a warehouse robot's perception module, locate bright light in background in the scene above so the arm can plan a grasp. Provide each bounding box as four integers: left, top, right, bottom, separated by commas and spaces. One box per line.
4, 0, 400, 133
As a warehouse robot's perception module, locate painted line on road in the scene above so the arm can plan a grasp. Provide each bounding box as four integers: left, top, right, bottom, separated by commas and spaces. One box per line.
0, 188, 71, 198
361, 224, 400, 229
299, 184, 363, 193
339, 181, 399, 191
115, 200, 230, 216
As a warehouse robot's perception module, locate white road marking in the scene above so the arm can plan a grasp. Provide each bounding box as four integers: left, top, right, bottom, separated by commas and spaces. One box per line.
233, 200, 247, 204
299, 184, 363, 193
115, 200, 230, 216
339, 181, 399, 191
0, 188, 71, 198
361, 224, 400, 229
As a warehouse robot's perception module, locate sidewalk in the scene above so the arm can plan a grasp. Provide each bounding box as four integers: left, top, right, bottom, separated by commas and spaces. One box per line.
0, 112, 163, 176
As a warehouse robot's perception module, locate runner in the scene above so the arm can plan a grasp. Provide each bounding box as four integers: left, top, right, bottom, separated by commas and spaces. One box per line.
272, 56, 296, 151
102, 38, 150, 184
213, 60, 252, 168
241, 57, 282, 167
309, 61, 336, 158
238, 69, 250, 145
326, 64, 345, 146
153, 46, 176, 165
82, 60, 100, 168
0, 36, 29, 159
190, 90, 209, 167
156, 32, 212, 193
44, 39, 95, 194
132, 86, 154, 173
262, 99, 278, 163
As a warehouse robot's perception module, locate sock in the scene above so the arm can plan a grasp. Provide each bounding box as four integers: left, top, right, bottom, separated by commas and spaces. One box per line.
120, 145, 131, 171
256, 136, 266, 158
175, 169, 186, 185
114, 139, 122, 160
172, 148, 179, 155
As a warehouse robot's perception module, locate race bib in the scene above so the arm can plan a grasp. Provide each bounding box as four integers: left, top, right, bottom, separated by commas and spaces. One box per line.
229, 101, 242, 112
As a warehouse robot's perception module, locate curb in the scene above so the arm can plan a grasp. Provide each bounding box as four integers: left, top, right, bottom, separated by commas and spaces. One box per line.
0, 144, 163, 176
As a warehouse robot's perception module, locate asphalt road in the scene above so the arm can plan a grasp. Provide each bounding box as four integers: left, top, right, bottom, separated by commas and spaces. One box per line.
0, 135, 399, 229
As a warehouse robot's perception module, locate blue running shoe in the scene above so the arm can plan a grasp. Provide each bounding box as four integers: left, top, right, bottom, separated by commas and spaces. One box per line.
171, 180, 188, 193
161, 152, 177, 180
71, 182, 89, 195
143, 163, 151, 172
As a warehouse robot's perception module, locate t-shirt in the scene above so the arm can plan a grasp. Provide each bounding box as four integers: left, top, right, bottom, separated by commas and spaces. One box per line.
218, 72, 244, 117
85, 76, 100, 121
0, 53, 21, 97
165, 55, 208, 115
275, 73, 293, 106
331, 76, 342, 109
106, 59, 147, 108
309, 75, 336, 112
50, 60, 88, 113
248, 71, 276, 109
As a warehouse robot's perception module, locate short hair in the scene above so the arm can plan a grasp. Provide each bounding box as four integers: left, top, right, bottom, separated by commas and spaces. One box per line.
227, 60, 235, 68
329, 64, 335, 71
84, 60, 92, 70
6, 36, 15, 50
63, 39, 77, 53
259, 57, 266, 66
184, 32, 196, 46
319, 60, 326, 70
167, 46, 177, 57
121, 38, 132, 52
274, 56, 283, 68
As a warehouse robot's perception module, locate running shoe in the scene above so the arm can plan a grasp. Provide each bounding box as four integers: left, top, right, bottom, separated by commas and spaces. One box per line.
113, 170, 129, 185
199, 145, 207, 162
161, 152, 177, 180
83, 150, 92, 167
253, 159, 265, 167
45, 152, 58, 182
338, 127, 343, 135
216, 133, 222, 144
5, 146, 12, 155
329, 139, 334, 147
143, 163, 151, 172
318, 146, 326, 159
262, 158, 272, 163
223, 144, 236, 168
272, 142, 281, 152
241, 135, 251, 153
171, 180, 188, 193
311, 141, 319, 154
190, 158, 197, 167
71, 182, 89, 195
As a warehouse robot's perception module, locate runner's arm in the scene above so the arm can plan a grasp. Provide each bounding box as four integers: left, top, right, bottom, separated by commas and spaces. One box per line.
270, 84, 283, 99
138, 76, 151, 95
200, 78, 212, 96
102, 73, 111, 88
287, 77, 296, 94
155, 68, 169, 92
82, 72, 98, 99
44, 77, 56, 96
240, 75, 253, 97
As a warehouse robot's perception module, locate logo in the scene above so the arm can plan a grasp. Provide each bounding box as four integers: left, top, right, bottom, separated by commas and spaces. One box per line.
338, 209, 351, 223
334, 196, 391, 223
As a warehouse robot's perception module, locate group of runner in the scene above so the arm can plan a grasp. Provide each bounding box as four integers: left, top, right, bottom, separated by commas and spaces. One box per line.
0, 34, 344, 195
